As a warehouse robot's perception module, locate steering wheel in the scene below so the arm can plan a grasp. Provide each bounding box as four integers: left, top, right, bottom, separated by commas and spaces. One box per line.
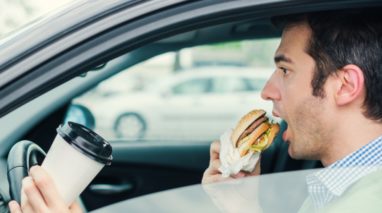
7, 140, 46, 203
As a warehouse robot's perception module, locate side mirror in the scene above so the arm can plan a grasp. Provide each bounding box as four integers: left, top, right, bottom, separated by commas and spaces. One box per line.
64, 104, 95, 129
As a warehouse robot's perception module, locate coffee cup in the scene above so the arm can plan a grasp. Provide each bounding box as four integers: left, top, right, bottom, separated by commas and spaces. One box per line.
41, 122, 112, 205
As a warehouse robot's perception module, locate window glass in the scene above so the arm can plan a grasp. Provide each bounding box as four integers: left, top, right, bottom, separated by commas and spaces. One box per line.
212, 77, 248, 93
172, 78, 211, 95
245, 78, 268, 91
67, 39, 280, 142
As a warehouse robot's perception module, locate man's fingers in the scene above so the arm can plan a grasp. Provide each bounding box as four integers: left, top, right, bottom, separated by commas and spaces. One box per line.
232, 172, 246, 178
210, 141, 220, 163
29, 165, 64, 207
210, 159, 221, 171
22, 176, 49, 212
203, 158, 221, 177
211, 175, 231, 183
8, 201, 22, 213
203, 174, 231, 184
234, 158, 261, 178
202, 163, 224, 184
202, 167, 213, 184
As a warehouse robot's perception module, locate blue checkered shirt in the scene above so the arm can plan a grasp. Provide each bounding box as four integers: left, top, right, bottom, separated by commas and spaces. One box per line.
305, 135, 382, 210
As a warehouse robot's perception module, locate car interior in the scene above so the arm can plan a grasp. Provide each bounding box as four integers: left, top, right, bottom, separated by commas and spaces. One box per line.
7, 1, 380, 211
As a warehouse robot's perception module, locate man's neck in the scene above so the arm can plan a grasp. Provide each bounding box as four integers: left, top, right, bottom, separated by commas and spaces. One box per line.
320, 118, 382, 167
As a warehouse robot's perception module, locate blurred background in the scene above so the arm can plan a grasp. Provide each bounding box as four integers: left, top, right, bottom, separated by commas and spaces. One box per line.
0, 0, 73, 37
70, 39, 280, 141
0, 0, 280, 143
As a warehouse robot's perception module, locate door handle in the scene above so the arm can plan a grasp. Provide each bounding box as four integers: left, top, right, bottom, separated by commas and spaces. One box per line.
88, 183, 134, 195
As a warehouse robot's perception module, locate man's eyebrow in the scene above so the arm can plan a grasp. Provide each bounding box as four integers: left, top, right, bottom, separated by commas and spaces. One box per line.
274, 54, 293, 64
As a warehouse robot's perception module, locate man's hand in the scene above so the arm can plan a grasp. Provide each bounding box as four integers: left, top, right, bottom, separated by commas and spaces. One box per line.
202, 141, 261, 184
8, 166, 82, 213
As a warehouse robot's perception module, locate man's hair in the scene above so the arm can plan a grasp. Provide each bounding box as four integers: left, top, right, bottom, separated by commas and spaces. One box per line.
273, 10, 382, 121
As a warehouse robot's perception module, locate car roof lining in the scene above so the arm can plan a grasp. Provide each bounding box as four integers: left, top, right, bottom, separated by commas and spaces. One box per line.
157, 17, 280, 44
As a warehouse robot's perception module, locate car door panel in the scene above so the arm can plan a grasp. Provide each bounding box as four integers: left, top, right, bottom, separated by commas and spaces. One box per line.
81, 141, 210, 210
15, 104, 210, 211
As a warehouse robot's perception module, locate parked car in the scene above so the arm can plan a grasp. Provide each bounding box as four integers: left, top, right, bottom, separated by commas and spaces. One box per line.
75, 67, 274, 140
0, 0, 381, 212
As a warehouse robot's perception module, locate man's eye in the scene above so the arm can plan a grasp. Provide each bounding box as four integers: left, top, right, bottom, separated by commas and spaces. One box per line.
279, 67, 289, 75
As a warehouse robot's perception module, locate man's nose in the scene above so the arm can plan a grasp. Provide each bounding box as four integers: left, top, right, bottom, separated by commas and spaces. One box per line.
261, 75, 280, 101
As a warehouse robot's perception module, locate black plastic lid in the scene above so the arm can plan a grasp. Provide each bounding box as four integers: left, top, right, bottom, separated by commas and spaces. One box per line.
57, 122, 112, 165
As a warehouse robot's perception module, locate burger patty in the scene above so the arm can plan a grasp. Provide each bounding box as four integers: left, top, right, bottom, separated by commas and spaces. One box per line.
237, 116, 268, 142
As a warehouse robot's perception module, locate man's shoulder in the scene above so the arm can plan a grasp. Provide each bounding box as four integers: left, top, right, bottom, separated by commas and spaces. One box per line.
324, 170, 382, 212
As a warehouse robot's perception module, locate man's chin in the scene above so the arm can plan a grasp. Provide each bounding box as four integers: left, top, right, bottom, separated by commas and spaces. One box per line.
288, 148, 320, 161
287, 144, 305, 160
287, 144, 297, 159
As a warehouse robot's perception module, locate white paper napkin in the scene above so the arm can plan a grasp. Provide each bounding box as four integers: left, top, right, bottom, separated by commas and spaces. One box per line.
218, 129, 260, 178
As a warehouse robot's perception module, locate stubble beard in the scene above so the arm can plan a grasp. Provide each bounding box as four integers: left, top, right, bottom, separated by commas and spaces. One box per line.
288, 96, 329, 161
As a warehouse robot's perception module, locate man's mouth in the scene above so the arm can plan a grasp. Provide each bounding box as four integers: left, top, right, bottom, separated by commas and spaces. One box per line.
272, 109, 289, 142
282, 128, 288, 142
282, 120, 289, 143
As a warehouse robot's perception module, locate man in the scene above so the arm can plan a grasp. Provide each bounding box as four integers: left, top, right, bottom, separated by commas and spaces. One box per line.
9, 10, 382, 212
203, 11, 382, 211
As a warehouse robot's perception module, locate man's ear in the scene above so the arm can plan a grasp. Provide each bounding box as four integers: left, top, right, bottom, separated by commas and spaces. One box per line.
334, 64, 365, 106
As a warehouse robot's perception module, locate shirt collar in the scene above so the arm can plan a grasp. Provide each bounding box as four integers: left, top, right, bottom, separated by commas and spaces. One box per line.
307, 135, 382, 196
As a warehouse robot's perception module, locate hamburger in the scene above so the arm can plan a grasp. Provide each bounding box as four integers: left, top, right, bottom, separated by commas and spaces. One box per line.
231, 109, 280, 157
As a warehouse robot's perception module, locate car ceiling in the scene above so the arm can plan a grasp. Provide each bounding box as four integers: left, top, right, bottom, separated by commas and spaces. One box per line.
158, 18, 281, 45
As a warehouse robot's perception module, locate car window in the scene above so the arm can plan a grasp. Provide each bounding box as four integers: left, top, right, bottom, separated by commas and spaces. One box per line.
212, 77, 249, 93
245, 78, 268, 91
67, 39, 280, 142
172, 78, 211, 95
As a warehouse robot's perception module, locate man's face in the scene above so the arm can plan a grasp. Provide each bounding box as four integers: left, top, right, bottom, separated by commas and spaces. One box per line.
261, 23, 332, 160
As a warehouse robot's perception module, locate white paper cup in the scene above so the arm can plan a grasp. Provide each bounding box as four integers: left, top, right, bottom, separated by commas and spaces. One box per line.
41, 122, 112, 205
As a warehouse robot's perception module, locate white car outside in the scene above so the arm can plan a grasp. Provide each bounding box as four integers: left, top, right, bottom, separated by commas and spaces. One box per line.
74, 67, 275, 141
